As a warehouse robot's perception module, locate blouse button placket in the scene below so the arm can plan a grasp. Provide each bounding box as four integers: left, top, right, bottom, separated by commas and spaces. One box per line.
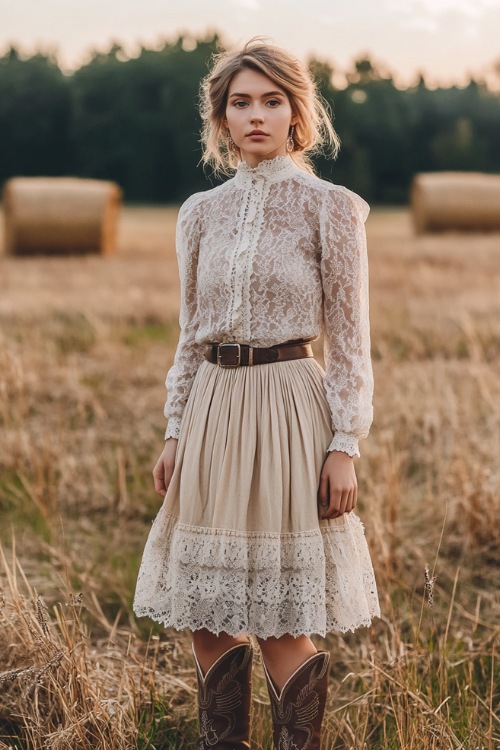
228, 174, 268, 341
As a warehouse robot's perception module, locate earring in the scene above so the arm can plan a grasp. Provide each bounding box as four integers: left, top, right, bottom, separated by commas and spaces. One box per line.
226, 128, 237, 153
286, 125, 295, 153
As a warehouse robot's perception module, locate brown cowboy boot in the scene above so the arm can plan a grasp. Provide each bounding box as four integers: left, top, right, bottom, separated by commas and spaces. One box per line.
262, 650, 330, 749
192, 640, 254, 749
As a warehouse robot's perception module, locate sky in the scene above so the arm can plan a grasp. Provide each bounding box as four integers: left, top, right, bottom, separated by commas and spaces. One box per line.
2, 0, 500, 89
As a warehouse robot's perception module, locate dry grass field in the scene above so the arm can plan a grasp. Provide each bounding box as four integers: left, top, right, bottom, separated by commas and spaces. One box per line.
0, 204, 499, 749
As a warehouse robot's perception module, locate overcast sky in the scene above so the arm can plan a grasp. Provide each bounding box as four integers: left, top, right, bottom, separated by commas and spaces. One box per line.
2, 0, 500, 89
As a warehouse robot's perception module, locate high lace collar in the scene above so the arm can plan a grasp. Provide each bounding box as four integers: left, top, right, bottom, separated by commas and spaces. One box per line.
234, 155, 300, 187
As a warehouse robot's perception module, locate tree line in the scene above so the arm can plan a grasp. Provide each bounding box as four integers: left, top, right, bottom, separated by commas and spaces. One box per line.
1, 33, 499, 204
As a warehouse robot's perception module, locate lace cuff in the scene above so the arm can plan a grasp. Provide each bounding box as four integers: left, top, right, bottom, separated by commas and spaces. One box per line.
165, 416, 182, 440
327, 432, 360, 458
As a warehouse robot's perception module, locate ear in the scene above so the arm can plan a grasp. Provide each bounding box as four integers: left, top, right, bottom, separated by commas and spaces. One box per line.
290, 112, 298, 127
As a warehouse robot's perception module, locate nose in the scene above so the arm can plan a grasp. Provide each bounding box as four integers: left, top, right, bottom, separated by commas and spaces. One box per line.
249, 105, 265, 124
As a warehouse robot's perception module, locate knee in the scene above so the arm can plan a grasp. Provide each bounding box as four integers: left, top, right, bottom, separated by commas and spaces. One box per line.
256, 633, 313, 660
256, 634, 282, 658
191, 628, 249, 652
191, 628, 222, 650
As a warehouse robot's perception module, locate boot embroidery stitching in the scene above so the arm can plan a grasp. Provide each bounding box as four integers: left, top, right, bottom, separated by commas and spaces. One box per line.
197, 646, 252, 747
270, 655, 329, 750
199, 711, 219, 747
278, 726, 301, 750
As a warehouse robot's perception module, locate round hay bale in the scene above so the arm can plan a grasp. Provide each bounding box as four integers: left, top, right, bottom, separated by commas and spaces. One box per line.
2, 177, 122, 255
411, 172, 500, 234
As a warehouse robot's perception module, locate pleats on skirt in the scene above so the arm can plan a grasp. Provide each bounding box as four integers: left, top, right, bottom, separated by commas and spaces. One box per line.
133, 356, 380, 639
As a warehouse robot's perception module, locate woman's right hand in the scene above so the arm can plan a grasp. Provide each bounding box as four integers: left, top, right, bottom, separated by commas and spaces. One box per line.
152, 438, 178, 497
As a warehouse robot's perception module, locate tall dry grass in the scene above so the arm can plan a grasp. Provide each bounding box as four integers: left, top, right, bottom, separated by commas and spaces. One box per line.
0, 206, 499, 748
0, 537, 197, 749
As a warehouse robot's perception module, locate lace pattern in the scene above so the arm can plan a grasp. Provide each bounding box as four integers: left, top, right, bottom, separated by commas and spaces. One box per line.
132, 509, 380, 638
164, 416, 182, 441
327, 432, 361, 458
163, 155, 373, 457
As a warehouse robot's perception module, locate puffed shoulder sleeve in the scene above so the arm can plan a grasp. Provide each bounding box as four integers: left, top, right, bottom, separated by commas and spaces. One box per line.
163, 193, 207, 440
319, 185, 374, 458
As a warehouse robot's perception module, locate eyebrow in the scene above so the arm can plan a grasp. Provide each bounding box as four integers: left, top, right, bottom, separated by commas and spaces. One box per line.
228, 91, 285, 98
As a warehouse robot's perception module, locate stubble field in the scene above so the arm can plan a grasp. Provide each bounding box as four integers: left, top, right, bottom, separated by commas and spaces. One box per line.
0, 205, 499, 749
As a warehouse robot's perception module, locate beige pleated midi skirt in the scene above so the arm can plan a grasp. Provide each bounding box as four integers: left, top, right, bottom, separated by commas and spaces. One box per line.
133, 356, 380, 638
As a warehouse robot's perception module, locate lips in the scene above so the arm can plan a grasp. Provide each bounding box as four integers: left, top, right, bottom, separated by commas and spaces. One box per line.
247, 130, 268, 136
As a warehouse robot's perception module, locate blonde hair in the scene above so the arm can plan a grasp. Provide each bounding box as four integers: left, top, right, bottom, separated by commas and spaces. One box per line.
199, 36, 341, 177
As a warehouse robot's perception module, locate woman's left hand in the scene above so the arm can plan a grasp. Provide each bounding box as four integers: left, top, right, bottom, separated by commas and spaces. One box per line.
317, 451, 357, 520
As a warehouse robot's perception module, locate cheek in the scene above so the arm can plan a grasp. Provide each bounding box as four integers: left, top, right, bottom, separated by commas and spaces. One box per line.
225, 108, 241, 128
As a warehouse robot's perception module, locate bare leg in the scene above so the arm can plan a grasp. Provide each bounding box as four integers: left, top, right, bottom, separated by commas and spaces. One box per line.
256, 634, 318, 693
190, 627, 251, 676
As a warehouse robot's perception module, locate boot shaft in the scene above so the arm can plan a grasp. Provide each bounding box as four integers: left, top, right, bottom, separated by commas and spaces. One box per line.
263, 649, 330, 750
193, 640, 253, 750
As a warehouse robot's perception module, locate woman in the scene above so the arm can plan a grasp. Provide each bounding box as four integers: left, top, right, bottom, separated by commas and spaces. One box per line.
133, 36, 380, 749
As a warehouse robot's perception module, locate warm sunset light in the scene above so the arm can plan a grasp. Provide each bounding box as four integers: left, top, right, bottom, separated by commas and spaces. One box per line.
1, 4, 499, 749
2, 0, 500, 89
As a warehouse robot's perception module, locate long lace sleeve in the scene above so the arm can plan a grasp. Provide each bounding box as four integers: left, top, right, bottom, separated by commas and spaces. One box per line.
164, 193, 207, 440
319, 186, 374, 458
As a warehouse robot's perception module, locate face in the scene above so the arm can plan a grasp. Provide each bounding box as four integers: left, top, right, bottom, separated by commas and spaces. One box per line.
223, 67, 297, 167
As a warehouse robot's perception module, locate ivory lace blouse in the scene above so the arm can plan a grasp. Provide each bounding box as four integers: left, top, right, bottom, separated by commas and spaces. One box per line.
163, 154, 373, 458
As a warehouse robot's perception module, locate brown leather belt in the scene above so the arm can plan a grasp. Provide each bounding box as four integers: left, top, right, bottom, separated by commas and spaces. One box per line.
204, 337, 317, 368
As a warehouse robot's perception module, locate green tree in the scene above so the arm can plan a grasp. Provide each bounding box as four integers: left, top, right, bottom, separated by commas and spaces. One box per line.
1, 36, 500, 204
0, 48, 72, 185
70, 35, 221, 201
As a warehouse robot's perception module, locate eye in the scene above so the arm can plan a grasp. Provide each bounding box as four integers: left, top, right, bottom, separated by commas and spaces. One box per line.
266, 99, 281, 107
233, 101, 248, 108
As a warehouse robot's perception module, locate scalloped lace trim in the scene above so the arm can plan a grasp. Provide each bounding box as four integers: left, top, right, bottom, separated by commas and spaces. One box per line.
165, 416, 182, 440
327, 432, 360, 457
133, 511, 380, 638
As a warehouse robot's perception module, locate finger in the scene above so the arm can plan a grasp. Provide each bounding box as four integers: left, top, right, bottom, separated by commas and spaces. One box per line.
352, 483, 358, 510
338, 488, 350, 516
318, 474, 329, 511
154, 478, 166, 496
343, 487, 353, 514
162, 460, 176, 496
325, 485, 342, 519
320, 496, 333, 520
343, 485, 355, 514
347, 486, 357, 513
152, 467, 167, 496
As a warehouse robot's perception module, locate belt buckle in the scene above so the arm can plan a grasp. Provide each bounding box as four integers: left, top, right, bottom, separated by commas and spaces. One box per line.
217, 342, 241, 368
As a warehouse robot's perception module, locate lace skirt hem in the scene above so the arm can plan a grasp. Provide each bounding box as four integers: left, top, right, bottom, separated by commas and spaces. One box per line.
132, 510, 380, 639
